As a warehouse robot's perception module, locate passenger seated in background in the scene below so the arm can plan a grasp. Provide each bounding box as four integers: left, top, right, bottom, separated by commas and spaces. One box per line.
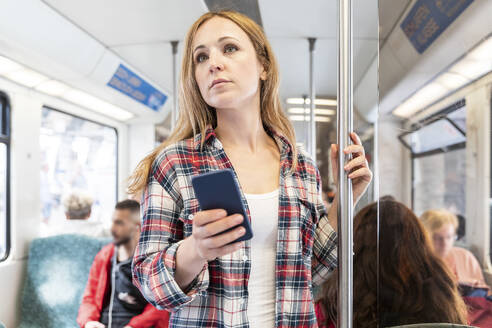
77, 200, 169, 328
315, 200, 468, 328
64, 191, 93, 221
421, 209, 491, 296
47, 191, 109, 237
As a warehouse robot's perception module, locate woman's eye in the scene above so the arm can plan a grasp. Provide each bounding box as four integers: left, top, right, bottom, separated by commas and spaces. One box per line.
196, 53, 208, 63
224, 44, 238, 53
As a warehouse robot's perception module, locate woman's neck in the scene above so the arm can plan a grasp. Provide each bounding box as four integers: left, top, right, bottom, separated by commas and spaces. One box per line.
214, 96, 272, 153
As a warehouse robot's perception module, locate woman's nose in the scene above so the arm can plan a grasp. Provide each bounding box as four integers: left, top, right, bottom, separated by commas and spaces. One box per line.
209, 62, 224, 73
208, 51, 224, 73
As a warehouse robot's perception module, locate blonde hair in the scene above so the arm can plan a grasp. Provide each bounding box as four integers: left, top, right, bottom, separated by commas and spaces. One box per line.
63, 191, 93, 220
128, 11, 297, 195
420, 209, 459, 233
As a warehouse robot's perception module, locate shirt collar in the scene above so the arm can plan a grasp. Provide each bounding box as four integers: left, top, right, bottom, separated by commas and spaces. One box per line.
193, 125, 217, 151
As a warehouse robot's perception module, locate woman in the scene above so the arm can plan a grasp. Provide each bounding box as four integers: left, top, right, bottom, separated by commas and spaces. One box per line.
129, 11, 372, 327
316, 201, 468, 327
421, 209, 491, 295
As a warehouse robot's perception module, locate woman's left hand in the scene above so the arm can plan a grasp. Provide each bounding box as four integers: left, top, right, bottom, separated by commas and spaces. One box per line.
330, 132, 373, 205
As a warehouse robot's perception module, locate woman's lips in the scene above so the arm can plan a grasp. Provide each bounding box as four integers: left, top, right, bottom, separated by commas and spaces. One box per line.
210, 79, 230, 89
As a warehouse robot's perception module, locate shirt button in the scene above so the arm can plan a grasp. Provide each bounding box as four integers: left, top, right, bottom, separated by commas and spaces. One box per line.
242, 255, 248, 262
188, 214, 194, 220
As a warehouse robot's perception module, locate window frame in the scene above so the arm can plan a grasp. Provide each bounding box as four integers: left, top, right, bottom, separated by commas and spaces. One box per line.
0, 91, 11, 262
397, 99, 466, 209
398, 99, 466, 158
41, 106, 119, 219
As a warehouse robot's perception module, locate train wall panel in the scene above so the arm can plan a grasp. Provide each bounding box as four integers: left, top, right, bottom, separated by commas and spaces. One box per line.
0, 259, 26, 327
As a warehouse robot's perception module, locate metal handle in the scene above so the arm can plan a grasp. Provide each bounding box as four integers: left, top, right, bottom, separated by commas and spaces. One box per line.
171, 41, 179, 130
308, 38, 317, 163
337, 0, 354, 327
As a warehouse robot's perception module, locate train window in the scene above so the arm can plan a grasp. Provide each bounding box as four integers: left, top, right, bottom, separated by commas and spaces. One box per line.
400, 119, 466, 154
40, 107, 117, 235
413, 148, 466, 218
407, 102, 467, 235
0, 93, 10, 261
447, 106, 466, 133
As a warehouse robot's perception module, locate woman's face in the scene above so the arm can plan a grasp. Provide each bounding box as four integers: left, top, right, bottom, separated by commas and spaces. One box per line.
432, 223, 456, 258
192, 17, 266, 111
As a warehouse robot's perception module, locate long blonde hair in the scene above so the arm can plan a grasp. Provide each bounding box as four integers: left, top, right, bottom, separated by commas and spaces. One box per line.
128, 11, 297, 195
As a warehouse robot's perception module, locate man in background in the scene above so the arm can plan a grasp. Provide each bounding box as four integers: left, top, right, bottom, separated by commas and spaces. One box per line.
77, 199, 169, 328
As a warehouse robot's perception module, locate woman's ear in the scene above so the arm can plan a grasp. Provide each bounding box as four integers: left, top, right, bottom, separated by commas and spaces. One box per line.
260, 70, 267, 81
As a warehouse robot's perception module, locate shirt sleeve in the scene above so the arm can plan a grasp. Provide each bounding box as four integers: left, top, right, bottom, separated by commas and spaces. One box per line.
311, 165, 338, 286
132, 151, 209, 312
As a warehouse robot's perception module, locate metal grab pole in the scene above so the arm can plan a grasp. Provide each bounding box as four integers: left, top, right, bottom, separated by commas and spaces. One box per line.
308, 38, 317, 163
303, 94, 309, 153
337, 0, 353, 328
171, 41, 179, 130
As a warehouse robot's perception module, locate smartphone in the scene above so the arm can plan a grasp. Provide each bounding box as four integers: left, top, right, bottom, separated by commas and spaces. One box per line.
191, 169, 253, 243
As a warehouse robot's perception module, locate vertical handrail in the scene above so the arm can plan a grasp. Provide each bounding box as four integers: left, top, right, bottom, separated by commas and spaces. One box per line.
337, 0, 353, 327
308, 38, 317, 163
303, 94, 309, 153
171, 41, 179, 130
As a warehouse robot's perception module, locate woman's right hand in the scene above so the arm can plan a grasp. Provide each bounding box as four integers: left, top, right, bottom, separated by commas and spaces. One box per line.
190, 209, 245, 261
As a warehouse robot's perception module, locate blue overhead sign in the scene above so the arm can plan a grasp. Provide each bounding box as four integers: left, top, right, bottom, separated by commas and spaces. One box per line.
401, 0, 474, 54
107, 64, 167, 111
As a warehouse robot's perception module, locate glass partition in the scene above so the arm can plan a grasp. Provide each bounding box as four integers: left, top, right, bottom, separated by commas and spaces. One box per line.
378, 0, 492, 326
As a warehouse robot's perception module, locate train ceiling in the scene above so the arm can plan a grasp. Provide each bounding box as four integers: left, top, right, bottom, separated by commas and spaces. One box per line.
0, 0, 489, 123
39, 0, 378, 118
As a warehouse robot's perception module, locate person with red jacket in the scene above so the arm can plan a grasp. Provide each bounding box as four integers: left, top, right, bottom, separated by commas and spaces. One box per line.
77, 200, 169, 328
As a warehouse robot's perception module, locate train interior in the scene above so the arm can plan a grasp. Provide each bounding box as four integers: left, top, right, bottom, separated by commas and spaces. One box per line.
0, 0, 491, 326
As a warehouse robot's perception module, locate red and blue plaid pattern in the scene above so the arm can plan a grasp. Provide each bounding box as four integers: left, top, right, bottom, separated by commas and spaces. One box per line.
132, 126, 337, 328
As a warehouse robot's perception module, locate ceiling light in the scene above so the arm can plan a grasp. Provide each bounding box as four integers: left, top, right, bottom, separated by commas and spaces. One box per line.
4, 68, 48, 87
289, 115, 305, 121
315, 116, 331, 122
63, 90, 134, 121
435, 72, 470, 90
314, 99, 337, 106
449, 59, 492, 80
288, 107, 336, 115
286, 98, 305, 105
35, 80, 71, 96
0, 55, 23, 74
393, 83, 448, 118
466, 37, 492, 61
289, 115, 332, 122
286, 98, 337, 106
0, 55, 135, 121
392, 36, 492, 118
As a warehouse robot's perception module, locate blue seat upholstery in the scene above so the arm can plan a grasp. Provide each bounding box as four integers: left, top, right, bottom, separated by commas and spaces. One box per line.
19, 234, 111, 328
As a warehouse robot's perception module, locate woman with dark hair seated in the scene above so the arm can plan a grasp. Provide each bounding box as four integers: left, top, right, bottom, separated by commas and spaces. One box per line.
315, 200, 468, 327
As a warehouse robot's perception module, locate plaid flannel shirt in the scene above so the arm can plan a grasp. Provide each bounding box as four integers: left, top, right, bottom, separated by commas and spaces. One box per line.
132, 126, 338, 328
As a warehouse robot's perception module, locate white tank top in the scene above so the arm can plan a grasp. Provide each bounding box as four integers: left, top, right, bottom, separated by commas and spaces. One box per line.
244, 189, 279, 328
